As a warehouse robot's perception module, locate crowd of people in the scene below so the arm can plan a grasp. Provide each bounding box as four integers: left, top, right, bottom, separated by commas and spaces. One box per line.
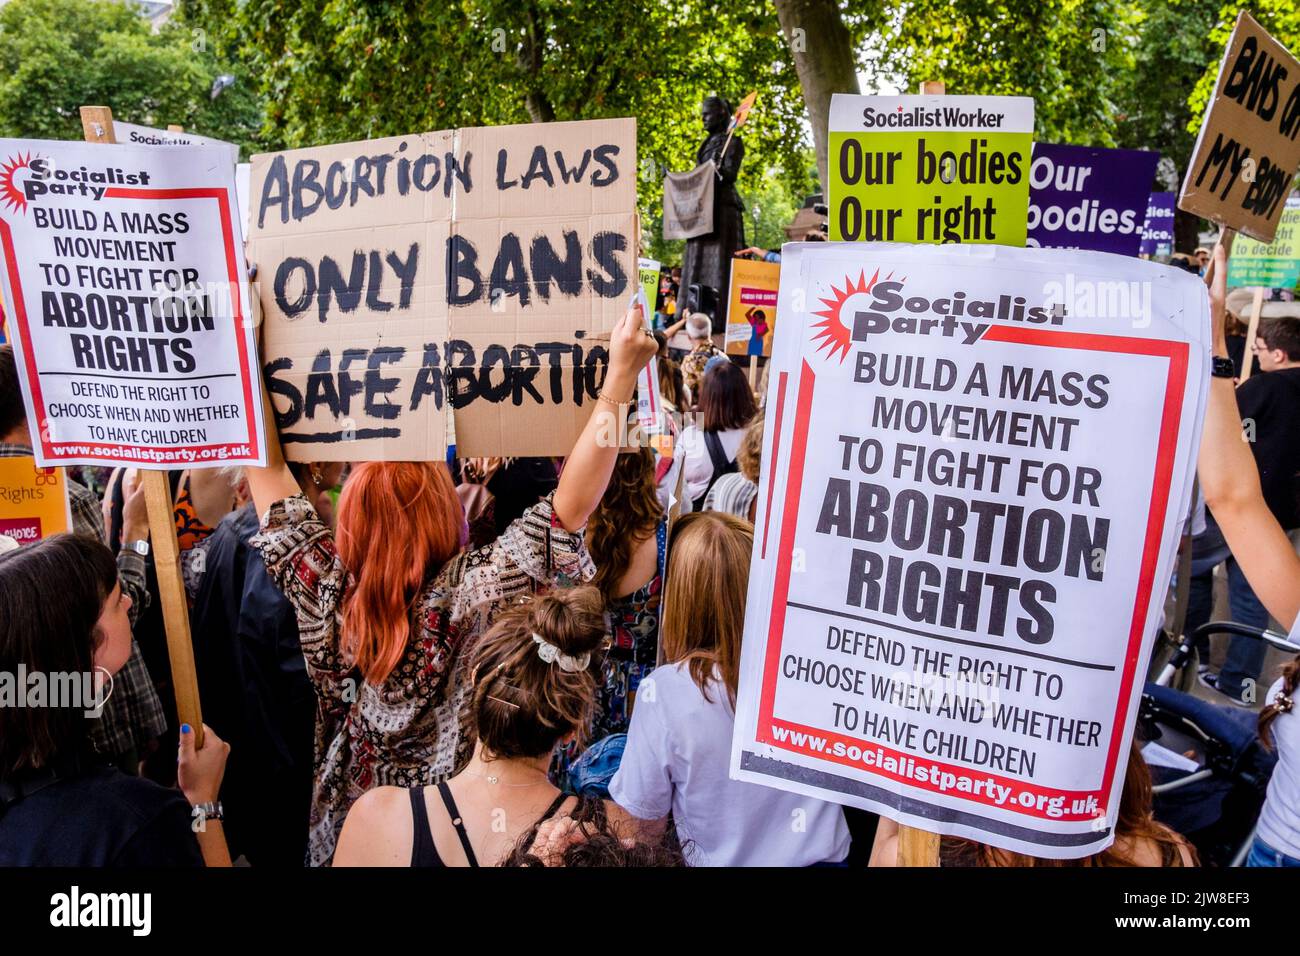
0, 237, 1298, 870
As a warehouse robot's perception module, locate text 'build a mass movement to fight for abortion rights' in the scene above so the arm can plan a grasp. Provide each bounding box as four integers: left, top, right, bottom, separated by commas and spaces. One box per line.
730, 242, 1209, 859
0, 137, 264, 468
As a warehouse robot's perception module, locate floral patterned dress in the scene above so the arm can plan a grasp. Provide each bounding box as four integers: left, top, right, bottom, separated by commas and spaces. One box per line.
252, 491, 592, 867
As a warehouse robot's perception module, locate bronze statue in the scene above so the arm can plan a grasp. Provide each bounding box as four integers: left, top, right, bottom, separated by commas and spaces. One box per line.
678, 95, 746, 331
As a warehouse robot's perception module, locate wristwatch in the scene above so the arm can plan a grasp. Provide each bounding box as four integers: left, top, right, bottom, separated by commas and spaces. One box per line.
123, 539, 150, 557
192, 801, 224, 823
1211, 355, 1236, 379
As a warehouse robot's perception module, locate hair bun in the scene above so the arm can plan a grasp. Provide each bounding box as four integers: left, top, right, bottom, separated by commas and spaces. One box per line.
528, 587, 605, 657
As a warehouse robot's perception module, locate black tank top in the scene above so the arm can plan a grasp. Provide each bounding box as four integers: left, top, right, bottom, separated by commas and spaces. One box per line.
409, 782, 569, 867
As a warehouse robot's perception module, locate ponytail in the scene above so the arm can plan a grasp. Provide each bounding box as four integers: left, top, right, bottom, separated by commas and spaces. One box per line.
1258, 655, 1300, 747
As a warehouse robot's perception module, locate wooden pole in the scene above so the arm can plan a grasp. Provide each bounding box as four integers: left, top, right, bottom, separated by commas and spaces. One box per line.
894, 79, 948, 868
748, 354, 758, 390
1240, 286, 1265, 383
79, 106, 205, 748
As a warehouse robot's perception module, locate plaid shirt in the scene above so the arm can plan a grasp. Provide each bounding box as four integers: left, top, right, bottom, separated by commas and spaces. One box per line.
0, 444, 166, 756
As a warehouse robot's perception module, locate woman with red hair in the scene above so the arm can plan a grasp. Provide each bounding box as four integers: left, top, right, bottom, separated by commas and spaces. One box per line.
245, 308, 657, 865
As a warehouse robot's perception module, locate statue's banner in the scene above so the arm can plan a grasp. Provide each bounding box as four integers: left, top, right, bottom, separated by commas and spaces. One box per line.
662, 163, 715, 240
1138, 192, 1176, 259
1227, 196, 1300, 289
1179, 11, 1300, 243
1027, 144, 1159, 256
730, 241, 1207, 860
724, 257, 781, 356
248, 118, 636, 460
827, 94, 1034, 246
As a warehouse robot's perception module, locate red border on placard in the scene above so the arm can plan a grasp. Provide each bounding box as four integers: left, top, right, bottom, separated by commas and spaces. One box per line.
1, 185, 258, 464
754, 326, 1188, 819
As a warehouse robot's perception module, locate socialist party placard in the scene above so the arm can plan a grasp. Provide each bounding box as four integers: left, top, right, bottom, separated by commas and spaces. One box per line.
828, 95, 1033, 245
730, 242, 1207, 859
0, 139, 265, 468
1027, 144, 1159, 255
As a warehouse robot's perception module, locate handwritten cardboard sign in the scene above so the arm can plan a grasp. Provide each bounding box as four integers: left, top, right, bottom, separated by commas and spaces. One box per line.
1179, 11, 1300, 242
249, 118, 636, 460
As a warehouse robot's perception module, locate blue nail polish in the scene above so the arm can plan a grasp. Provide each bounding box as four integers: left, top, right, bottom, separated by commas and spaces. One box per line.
181, 723, 191, 734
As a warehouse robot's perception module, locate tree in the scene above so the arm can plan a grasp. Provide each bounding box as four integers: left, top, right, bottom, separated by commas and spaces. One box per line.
774, 0, 863, 192
864, 0, 1136, 147
181, 0, 815, 241
0, 0, 263, 154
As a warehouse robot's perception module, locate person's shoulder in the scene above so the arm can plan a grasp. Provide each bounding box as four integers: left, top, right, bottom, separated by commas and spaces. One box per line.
335, 785, 415, 865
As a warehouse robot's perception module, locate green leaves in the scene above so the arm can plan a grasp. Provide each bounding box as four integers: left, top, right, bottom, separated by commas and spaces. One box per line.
0, 0, 263, 154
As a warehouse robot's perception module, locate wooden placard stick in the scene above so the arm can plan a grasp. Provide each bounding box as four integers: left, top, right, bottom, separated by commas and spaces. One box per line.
1240, 286, 1265, 383
895, 78, 949, 868
78, 105, 206, 748
748, 354, 758, 390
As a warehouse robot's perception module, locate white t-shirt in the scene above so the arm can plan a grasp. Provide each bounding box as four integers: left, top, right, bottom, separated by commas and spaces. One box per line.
610, 662, 851, 866
677, 425, 745, 507
1258, 673, 1300, 859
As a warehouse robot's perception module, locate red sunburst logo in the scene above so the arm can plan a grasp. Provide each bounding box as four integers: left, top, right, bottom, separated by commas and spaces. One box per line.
0, 153, 35, 214
810, 268, 903, 364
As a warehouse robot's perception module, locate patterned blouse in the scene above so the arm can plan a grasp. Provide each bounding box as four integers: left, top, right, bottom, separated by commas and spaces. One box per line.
252, 491, 592, 867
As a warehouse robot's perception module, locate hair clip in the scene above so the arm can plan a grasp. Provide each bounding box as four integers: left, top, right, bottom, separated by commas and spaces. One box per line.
1274, 691, 1294, 713
487, 693, 521, 710
532, 633, 590, 673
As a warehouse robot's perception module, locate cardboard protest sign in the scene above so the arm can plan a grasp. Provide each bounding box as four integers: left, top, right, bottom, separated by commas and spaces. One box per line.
730, 241, 1208, 859
724, 257, 781, 356
113, 121, 240, 170
828, 95, 1034, 245
0, 139, 265, 469
0, 455, 71, 544
1027, 144, 1159, 255
248, 118, 636, 460
1179, 12, 1300, 242
1138, 192, 1176, 258
1227, 196, 1300, 288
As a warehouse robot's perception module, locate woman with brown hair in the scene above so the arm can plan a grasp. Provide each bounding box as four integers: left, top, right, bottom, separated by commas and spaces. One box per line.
671, 359, 758, 512
870, 742, 1197, 866
580, 447, 667, 743
332, 589, 612, 867
244, 307, 657, 865
608, 511, 850, 866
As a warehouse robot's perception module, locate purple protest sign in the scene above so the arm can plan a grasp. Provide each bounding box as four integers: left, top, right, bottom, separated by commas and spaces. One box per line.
1139, 192, 1176, 258
1027, 143, 1159, 256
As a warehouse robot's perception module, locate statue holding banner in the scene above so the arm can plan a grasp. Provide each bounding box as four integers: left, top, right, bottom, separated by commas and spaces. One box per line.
678, 96, 747, 332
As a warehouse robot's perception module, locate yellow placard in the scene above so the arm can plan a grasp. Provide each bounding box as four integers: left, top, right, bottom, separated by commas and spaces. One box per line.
0, 456, 72, 545
725, 258, 781, 356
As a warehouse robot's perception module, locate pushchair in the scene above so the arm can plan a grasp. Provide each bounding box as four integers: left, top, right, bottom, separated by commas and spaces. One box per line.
1139, 621, 1299, 866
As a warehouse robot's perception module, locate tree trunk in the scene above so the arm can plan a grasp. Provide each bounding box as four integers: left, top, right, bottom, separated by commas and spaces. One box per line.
773, 0, 860, 192
518, 5, 555, 123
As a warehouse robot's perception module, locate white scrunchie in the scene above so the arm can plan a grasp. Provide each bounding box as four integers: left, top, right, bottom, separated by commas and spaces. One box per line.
532, 633, 590, 673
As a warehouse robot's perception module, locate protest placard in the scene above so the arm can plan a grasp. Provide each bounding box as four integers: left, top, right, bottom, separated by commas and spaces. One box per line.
113, 120, 241, 170
1227, 196, 1300, 288
0, 137, 265, 469
1179, 12, 1300, 242
1138, 192, 1176, 259
0, 455, 70, 544
725, 257, 781, 357
827, 94, 1033, 245
248, 118, 636, 460
1027, 144, 1159, 255
730, 241, 1207, 859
